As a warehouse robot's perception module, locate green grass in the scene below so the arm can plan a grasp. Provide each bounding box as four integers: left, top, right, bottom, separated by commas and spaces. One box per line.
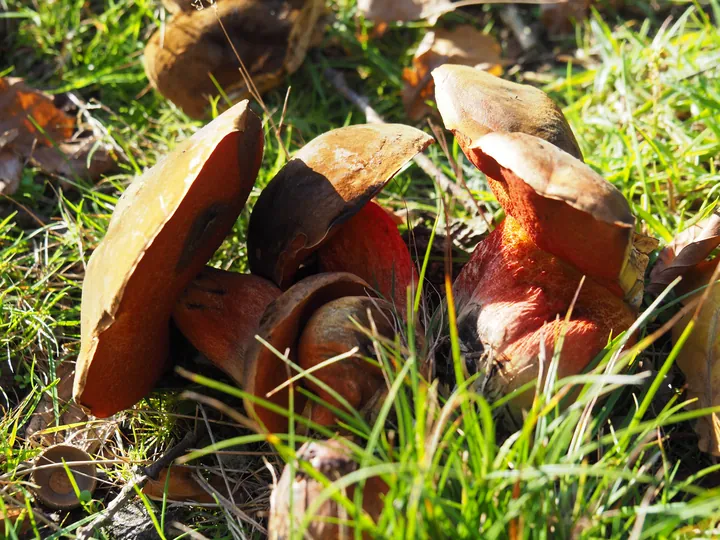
2, 0, 720, 538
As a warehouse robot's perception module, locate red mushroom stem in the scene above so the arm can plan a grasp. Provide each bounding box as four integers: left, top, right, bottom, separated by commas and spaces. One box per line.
454, 215, 636, 408
317, 201, 418, 310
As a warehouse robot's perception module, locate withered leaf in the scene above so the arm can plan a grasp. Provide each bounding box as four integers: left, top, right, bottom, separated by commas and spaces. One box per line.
357, 0, 454, 24
672, 260, 720, 455
648, 212, 720, 295
0, 77, 115, 195
402, 26, 503, 121
144, 0, 325, 119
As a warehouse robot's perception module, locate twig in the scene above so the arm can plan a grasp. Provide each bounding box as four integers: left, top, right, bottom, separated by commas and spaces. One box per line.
499, 5, 540, 53
322, 64, 478, 216
75, 431, 196, 540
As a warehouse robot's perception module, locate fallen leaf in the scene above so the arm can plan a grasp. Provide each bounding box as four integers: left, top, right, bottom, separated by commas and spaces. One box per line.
0, 77, 115, 195
402, 26, 503, 120
357, 0, 454, 24
672, 259, 720, 455
0, 507, 30, 535
648, 212, 720, 295
649, 212, 720, 454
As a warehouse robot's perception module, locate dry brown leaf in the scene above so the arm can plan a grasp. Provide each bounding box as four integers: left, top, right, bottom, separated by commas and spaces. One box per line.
0, 77, 115, 195
648, 212, 720, 295
402, 26, 503, 121
144, 0, 325, 119
672, 260, 720, 455
357, 0, 454, 24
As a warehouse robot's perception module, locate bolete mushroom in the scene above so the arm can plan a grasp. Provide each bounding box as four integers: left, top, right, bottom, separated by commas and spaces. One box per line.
269, 439, 388, 539
243, 272, 375, 432
73, 101, 263, 418
172, 266, 281, 385
451, 135, 641, 410
297, 295, 398, 426
142, 465, 229, 503
434, 69, 652, 410
248, 123, 433, 307
144, 0, 325, 118
31, 445, 97, 510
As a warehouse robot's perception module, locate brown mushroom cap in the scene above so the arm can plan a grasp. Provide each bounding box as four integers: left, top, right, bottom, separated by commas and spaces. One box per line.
269, 439, 388, 539
317, 201, 418, 309
144, 0, 325, 119
74, 101, 263, 418
297, 296, 397, 426
244, 273, 373, 433
31, 445, 97, 510
247, 124, 433, 288
469, 132, 634, 290
172, 266, 281, 384
432, 64, 582, 160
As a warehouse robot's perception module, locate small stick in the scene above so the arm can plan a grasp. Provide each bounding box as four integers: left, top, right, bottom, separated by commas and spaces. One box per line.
499, 5, 540, 53
322, 64, 478, 216
75, 431, 196, 540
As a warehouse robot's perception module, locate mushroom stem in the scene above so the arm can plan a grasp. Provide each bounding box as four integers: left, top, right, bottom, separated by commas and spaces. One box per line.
317, 201, 418, 310
172, 266, 281, 385
296, 296, 398, 426
454, 216, 635, 409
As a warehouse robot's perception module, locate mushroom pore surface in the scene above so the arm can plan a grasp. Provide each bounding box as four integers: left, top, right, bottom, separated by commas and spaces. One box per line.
74, 102, 263, 417
297, 295, 397, 426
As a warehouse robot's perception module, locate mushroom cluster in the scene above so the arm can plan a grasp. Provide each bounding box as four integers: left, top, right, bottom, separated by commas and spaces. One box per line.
73, 101, 431, 433
71, 67, 652, 534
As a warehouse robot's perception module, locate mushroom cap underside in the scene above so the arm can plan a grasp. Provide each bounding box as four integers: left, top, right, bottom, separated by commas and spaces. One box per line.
74, 101, 263, 418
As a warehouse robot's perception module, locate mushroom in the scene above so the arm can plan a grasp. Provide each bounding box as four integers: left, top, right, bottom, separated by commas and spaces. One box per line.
73, 101, 263, 418
433, 69, 651, 410
297, 296, 398, 426
248, 123, 432, 302
269, 439, 388, 539
31, 445, 97, 510
316, 201, 418, 308
451, 135, 641, 410
144, 0, 325, 118
243, 272, 375, 433
142, 465, 228, 503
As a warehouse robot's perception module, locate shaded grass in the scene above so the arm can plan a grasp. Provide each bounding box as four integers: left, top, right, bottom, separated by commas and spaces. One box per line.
1, 0, 720, 537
